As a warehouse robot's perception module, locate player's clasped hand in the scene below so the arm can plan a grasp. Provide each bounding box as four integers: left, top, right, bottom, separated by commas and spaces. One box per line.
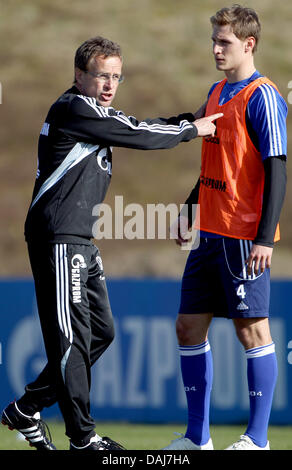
193, 112, 223, 137
169, 215, 191, 246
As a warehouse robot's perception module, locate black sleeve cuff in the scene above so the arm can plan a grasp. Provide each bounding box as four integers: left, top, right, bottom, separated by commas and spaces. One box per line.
180, 178, 200, 227
254, 156, 286, 246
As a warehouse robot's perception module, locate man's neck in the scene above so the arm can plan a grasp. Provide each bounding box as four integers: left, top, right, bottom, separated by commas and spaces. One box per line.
225, 61, 256, 84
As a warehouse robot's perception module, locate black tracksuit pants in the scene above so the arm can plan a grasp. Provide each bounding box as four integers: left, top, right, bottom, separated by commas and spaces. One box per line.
18, 242, 114, 445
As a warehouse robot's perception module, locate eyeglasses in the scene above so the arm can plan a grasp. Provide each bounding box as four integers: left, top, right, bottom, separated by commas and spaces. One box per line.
85, 71, 124, 83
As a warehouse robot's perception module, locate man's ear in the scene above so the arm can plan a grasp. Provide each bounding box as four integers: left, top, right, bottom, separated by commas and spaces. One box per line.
74, 67, 83, 84
245, 36, 256, 53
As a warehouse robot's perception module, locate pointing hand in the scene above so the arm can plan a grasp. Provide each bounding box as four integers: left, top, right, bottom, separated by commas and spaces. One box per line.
193, 113, 223, 137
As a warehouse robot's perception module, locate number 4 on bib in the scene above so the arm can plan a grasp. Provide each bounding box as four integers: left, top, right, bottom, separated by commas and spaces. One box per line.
236, 284, 246, 299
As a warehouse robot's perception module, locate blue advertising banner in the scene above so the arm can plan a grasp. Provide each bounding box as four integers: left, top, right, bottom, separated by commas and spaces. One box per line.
0, 278, 291, 424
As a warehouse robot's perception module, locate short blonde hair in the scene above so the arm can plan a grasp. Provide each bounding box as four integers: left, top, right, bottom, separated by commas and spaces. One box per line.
210, 4, 261, 52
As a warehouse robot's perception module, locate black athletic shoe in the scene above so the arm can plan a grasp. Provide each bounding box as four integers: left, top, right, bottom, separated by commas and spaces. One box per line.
1, 401, 56, 450
70, 434, 126, 450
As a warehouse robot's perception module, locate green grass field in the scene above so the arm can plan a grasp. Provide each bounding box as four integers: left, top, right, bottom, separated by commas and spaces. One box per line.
0, 421, 291, 451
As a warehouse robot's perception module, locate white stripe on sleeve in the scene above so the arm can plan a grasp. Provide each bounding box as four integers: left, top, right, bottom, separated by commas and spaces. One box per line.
259, 84, 282, 156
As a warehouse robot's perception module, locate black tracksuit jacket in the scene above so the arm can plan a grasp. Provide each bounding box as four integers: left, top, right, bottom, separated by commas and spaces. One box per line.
25, 86, 197, 244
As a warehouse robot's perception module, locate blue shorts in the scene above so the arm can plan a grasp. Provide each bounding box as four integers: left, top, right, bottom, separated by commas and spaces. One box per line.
179, 237, 270, 319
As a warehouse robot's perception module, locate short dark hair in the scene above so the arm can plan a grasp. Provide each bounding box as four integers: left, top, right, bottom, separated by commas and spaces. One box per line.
210, 4, 261, 52
74, 36, 122, 82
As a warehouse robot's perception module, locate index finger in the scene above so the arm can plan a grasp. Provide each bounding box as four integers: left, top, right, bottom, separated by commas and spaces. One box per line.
207, 113, 224, 121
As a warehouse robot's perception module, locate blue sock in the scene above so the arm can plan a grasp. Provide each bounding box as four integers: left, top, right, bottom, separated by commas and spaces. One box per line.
245, 343, 278, 447
179, 340, 213, 446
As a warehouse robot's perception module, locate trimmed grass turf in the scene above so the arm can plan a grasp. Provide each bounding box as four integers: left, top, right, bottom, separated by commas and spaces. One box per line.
0, 421, 291, 450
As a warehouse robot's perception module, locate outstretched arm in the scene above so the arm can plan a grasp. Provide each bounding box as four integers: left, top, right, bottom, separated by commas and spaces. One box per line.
65, 95, 221, 150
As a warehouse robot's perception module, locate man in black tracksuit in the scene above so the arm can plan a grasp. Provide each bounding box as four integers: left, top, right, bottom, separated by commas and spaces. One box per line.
1, 36, 222, 451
